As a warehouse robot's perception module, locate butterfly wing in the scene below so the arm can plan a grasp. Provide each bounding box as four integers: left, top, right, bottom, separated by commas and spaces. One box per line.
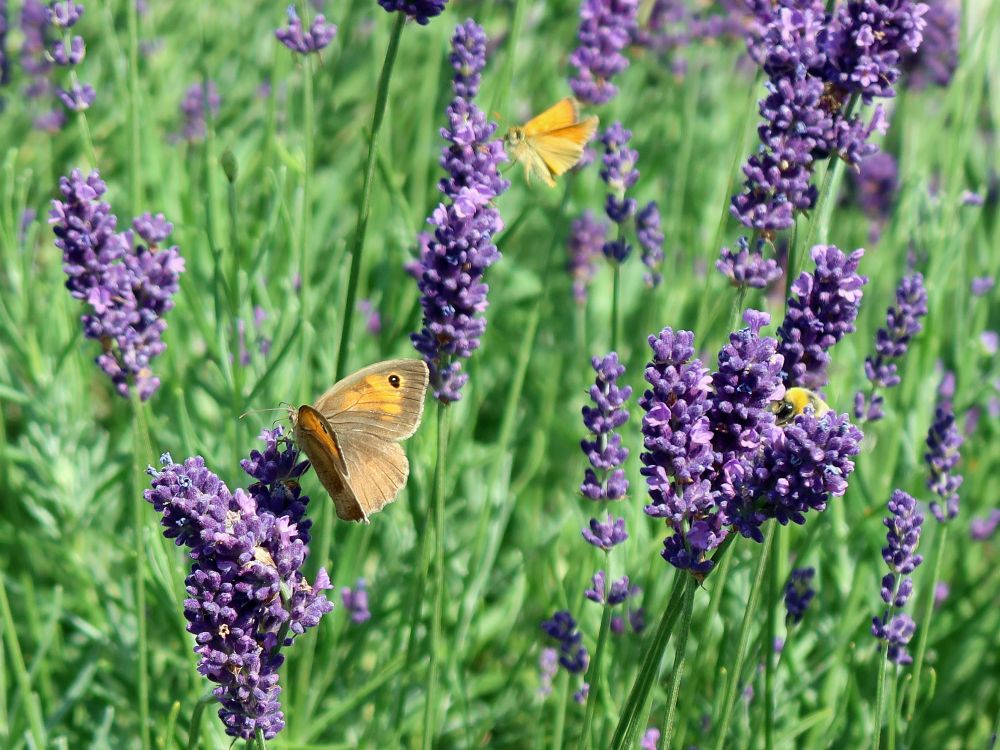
510, 140, 558, 187
313, 359, 429, 441
529, 116, 600, 179
521, 98, 580, 137
335, 433, 410, 521
293, 405, 366, 521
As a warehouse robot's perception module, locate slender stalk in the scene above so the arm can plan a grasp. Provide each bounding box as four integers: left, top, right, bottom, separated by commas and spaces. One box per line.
126, 0, 143, 213
611, 261, 622, 354
131, 391, 152, 750
0, 576, 47, 748
712, 522, 776, 750
662, 579, 696, 748
608, 572, 688, 750
578, 587, 614, 750
872, 639, 890, 750
763, 541, 778, 750
256, 728, 267, 750
422, 402, 449, 750
298, 54, 315, 323
335, 12, 406, 381
185, 694, 215, 750
887, 665, 899, 750
904, 523, 949, 720
553, 669, 570, 750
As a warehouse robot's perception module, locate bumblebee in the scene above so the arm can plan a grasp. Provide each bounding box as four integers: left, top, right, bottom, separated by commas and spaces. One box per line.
771, 387, 831, 426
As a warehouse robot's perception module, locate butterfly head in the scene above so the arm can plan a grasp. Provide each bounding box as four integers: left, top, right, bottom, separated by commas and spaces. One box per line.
504, 126, 525, 146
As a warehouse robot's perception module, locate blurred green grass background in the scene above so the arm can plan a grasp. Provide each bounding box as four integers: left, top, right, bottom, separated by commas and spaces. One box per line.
1, 0, 999, 747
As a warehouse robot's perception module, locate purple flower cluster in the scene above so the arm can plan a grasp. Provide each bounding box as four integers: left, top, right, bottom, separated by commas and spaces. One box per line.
641, 308, 863, 571
378, 0, 447, 25
45, 0, 95, 112
50, 169, 184, 400
970, 510, 1000, 542
777, 245, 867, 389
636, 202, 664, 286
641, 728, 661, 750
585, 570, 636, 606
580, 353, 631, 501
538, 648, 558, 698
175, 81, 220, 143
925, 403, 963, 522
410, 20, 509, 403
145, 429, 333, 740
872, 489, 924, 665
0, 1, 9, 92
275, 5, 336, 54
783, 567, 816, 624
903, 0, 958, 88
600, 122, 639, 262
971, 276, 995, 297
567, 211, 607, 303
731, 0, 926, 232
569, 0, 639, 106
341, 579, 371, 624
21, 0, 66, 130
541, 611, 589, 674
716, 236, 782, 289
855, 272, 927, 421
850, 152, 899, 241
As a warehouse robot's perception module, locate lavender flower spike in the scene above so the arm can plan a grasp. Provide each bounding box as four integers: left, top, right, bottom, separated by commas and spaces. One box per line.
925, 402, 963, 522
410, 20, 509, 402
872, 489, 924, 665
567, 211, 607, 303
599, 122, 639, 262
145, 429, 333, 740
716, 236, 782, 289
904, 0, 958, 88
50, 169, 184, 400
378, 0, 448, 25
639, 327, 719, 573
341, 579, 371, 624
777, 245, 867, 389
855, 272, 927, 421
580, 353, 631, 500
636, 201, 664, 286
176, 81, 220, 143
569, 0, 639, 105
276, 5, 336, 54
541, 611, 589, 674
783, 567, 816, 625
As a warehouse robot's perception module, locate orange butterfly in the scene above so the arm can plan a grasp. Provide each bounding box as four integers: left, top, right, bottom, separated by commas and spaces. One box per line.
504, 98, 599, 187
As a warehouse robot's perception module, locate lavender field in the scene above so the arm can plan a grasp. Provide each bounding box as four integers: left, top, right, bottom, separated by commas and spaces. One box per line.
0, 0, 998, 748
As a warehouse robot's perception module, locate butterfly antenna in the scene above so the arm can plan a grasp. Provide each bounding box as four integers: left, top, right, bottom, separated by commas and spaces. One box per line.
239, 405, 290, 421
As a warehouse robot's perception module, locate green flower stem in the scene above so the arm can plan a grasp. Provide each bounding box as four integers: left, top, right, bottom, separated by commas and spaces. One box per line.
553, 669, 570, 750
0, 576, 47, 748
873, 575, 903, 750
578, 561, 614, 750
335, 12, 406, 382
185, 693, 215, 750
763, 533, 779, 750
422, 402, 449, 750
297, 52, 316, 391
126, 0, 143, 213
611, 258, 622, 355
712, 521, 776, 750
661, 577, 696, 748
130, 391, 153, 750
887, 665, 899, 750
904, 522, 949, 721
608, 570, 688, 750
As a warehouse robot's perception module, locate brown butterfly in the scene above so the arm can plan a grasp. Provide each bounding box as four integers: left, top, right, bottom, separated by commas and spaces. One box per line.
292, 359, 429, 523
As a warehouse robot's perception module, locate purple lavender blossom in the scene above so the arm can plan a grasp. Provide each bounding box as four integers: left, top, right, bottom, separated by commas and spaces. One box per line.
639, 327, 719, 572
783, 567, 816, 624
538, 648, 558, 698
42, 0, 94, 112
176, 81, 220, 143
541, 611, 589, 674
145, 429, 333, 740
574, 683, 590, 704
636, 201, 664, 286
970, 510, 1000, 542
585, 571, 635, 606
410, 20, 508, 403
971, 276, 995, 296
716, 236, 782, 289
275, 5, 336, 54
851, 152, 898, 241
904, 0, 957, 88
933, 581, 949, 607
641, 728, 661, 750
721, 410, 862, 542
341, 579, 371, 624
568, 211, 607, 303
731, 0, 916, 232
569, 0, 639, 105
777, 245, 867, 389
377, 0, 447, 25
855, 272, 927, 421
0, 1, 9, 92
600, 122, 639, 262
50, 169, 184, 400
21, 0, 52, 101
825, 0, 929, 103
582, 513, 628, 550
580, 353, 631, 500
133, 212, 173, 244
358, 298, 382, 336
925, 402, 963, 522
872, 489, 924, 665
